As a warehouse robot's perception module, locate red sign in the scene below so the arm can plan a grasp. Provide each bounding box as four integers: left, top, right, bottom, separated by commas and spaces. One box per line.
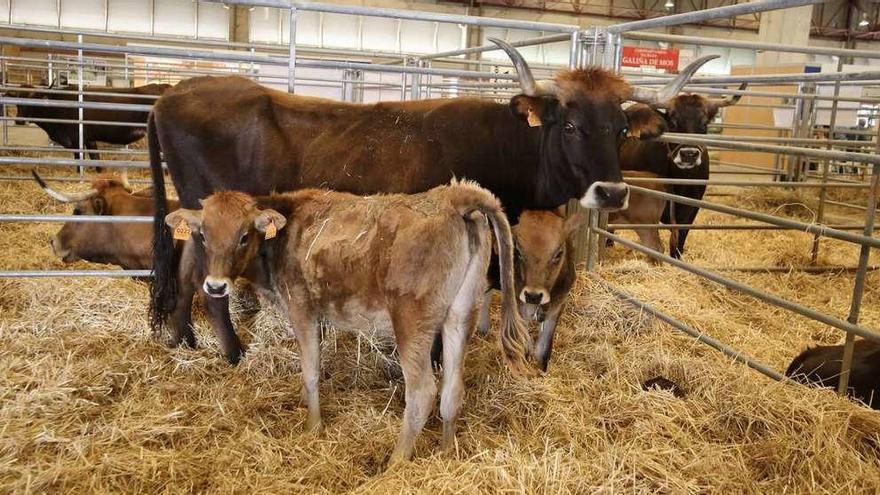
621, 46, 680, 72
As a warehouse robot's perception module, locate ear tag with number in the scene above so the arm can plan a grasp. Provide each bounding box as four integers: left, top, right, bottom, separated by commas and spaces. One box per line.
173, 220, 191, 241
264, 220, 277, 240
527, 108, 542, 127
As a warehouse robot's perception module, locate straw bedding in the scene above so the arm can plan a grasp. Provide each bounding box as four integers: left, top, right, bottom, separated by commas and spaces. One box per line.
1, 161, 879, 493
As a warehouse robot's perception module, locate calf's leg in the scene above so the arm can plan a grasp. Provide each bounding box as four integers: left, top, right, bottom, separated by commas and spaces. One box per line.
287, 305, 323, 433
205, 296, 244, 365
476, 290, 492, 337
389, 304, 439, 465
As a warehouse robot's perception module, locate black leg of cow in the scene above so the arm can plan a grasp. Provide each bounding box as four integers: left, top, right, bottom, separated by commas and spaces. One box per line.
205, 295, 244, 365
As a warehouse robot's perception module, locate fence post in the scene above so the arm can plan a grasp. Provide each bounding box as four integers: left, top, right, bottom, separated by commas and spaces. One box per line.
288, 7, 297, 94
77, 34, 84, 176
837, 144, 880, 395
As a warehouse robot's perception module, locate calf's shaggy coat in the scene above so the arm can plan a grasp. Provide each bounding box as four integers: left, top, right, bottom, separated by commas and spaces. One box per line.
165, 182, 534, 464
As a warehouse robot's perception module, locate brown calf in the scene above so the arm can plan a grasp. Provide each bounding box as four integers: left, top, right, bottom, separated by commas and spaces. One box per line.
786, 339, 880, 410
164, 181, 534, 464
607, 171, 672, 257
33, 171, 178, 270
477, 208, 582, 371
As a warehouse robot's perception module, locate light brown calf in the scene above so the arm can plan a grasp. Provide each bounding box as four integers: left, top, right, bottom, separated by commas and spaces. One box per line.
165, 181, 534, 465
608, 171, 673, 256
477, 208, 582, 371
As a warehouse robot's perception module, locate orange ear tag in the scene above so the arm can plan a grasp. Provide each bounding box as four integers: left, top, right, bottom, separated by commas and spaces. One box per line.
264, 220, 277, 240
527, 108, 542, 127
173, 220, 191, 241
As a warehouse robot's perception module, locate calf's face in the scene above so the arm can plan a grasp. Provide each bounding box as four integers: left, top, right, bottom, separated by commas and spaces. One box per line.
165, 192, 286, 298
513, 208, 581, 311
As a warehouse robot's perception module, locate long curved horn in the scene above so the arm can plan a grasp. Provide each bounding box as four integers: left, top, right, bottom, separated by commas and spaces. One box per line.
119, 168, 132, 191
629, 54, 720, 106
710, 82, 748, 110
31, 170, 96, 203
488, 37, 558, 97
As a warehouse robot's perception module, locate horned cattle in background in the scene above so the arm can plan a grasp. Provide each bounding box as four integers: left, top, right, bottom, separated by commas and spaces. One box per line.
165, 182, 530, 464
619, 82, 747, 258
32, 170, 178, 270
8, 83, 171, 162
147, 38, 717, 365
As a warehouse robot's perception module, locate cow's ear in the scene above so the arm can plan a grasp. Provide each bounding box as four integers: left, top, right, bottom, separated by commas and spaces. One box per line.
254, 209, 287, 237
509, 95, 557, 127
164, 209, 203, 233
625, 104, 667, 140
563, 209, 586, 237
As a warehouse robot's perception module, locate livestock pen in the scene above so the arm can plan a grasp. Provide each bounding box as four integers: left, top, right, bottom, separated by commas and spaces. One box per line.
1, 0, 880, 492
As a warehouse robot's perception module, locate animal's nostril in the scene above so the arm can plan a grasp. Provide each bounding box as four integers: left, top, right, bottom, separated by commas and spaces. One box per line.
524, 291, 543, 305
595, 185, 609, 200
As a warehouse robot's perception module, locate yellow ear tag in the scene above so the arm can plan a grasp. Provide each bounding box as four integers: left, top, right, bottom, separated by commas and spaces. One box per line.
173, 220, 191, 241
264, 220, 277, 240
527, 108, 542, 127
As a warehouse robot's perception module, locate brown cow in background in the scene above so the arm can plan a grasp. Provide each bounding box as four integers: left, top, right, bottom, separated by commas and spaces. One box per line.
165, 180, 532, 464
33, 170, 177, 270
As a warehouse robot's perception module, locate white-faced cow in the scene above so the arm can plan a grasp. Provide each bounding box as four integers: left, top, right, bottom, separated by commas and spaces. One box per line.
164, 181, 532, 464
147, 40, 717, 363
786, 339, 880, 410
32, 170, 177, 270
619, 83, 746, 258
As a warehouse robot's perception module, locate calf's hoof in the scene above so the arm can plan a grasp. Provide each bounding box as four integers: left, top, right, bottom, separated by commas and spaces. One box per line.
441, 421, 457, 452
304, 417, 324, 435
224, 346, 245, 365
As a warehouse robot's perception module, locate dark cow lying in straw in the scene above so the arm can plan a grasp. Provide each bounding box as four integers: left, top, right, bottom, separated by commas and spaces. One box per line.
786, 339, 880, 410
619, 83, 746, 258
164, 181, 532, 465
474, 208, 582, 371
148, 41, 717, 366
33, 170, 178, 270
10, 83, 170, 161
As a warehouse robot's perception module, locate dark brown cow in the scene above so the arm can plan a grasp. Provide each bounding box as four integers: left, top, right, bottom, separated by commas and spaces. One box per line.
786, 339, 880, 410
165, 181, 531, 464
148, 41, 717, 362
33, 171, 177, 270
620, 83, 746, 258
10, 83, 170, 161
475, 207, 582, 371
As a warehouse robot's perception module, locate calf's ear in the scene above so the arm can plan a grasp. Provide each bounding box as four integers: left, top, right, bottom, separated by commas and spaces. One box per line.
509, 95, 557, 127
164, 209, 203, 232
254, 209, 287, 235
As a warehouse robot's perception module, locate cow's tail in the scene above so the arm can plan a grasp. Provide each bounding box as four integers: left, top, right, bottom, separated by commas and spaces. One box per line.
449, 180, 535, 377
148, 110, 176, 335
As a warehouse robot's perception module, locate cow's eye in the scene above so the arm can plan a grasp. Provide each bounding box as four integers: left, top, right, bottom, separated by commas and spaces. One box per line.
620, 127, 629, 137
563, 122, 577, 134
239, 233, 249, 246
552, 248, 563, 263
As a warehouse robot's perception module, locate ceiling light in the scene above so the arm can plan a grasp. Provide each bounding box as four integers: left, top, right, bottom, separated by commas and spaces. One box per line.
859, 13, 869, 27
665, 0, 674, 8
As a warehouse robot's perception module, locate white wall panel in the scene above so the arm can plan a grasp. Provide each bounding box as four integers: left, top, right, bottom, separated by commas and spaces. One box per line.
0, 0, 9, 24
282, 10, 320, 46
322, 13, 359, 49
154, 0, 195, 37
361, 17, 398, 52
108, 0, 151, 34
436, 23, 464, 53
12, 0, 57, 26
197, 3, 229, 40
60, 0, 104, 30
250, 6, 280, 44
399, 20, 435, 54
